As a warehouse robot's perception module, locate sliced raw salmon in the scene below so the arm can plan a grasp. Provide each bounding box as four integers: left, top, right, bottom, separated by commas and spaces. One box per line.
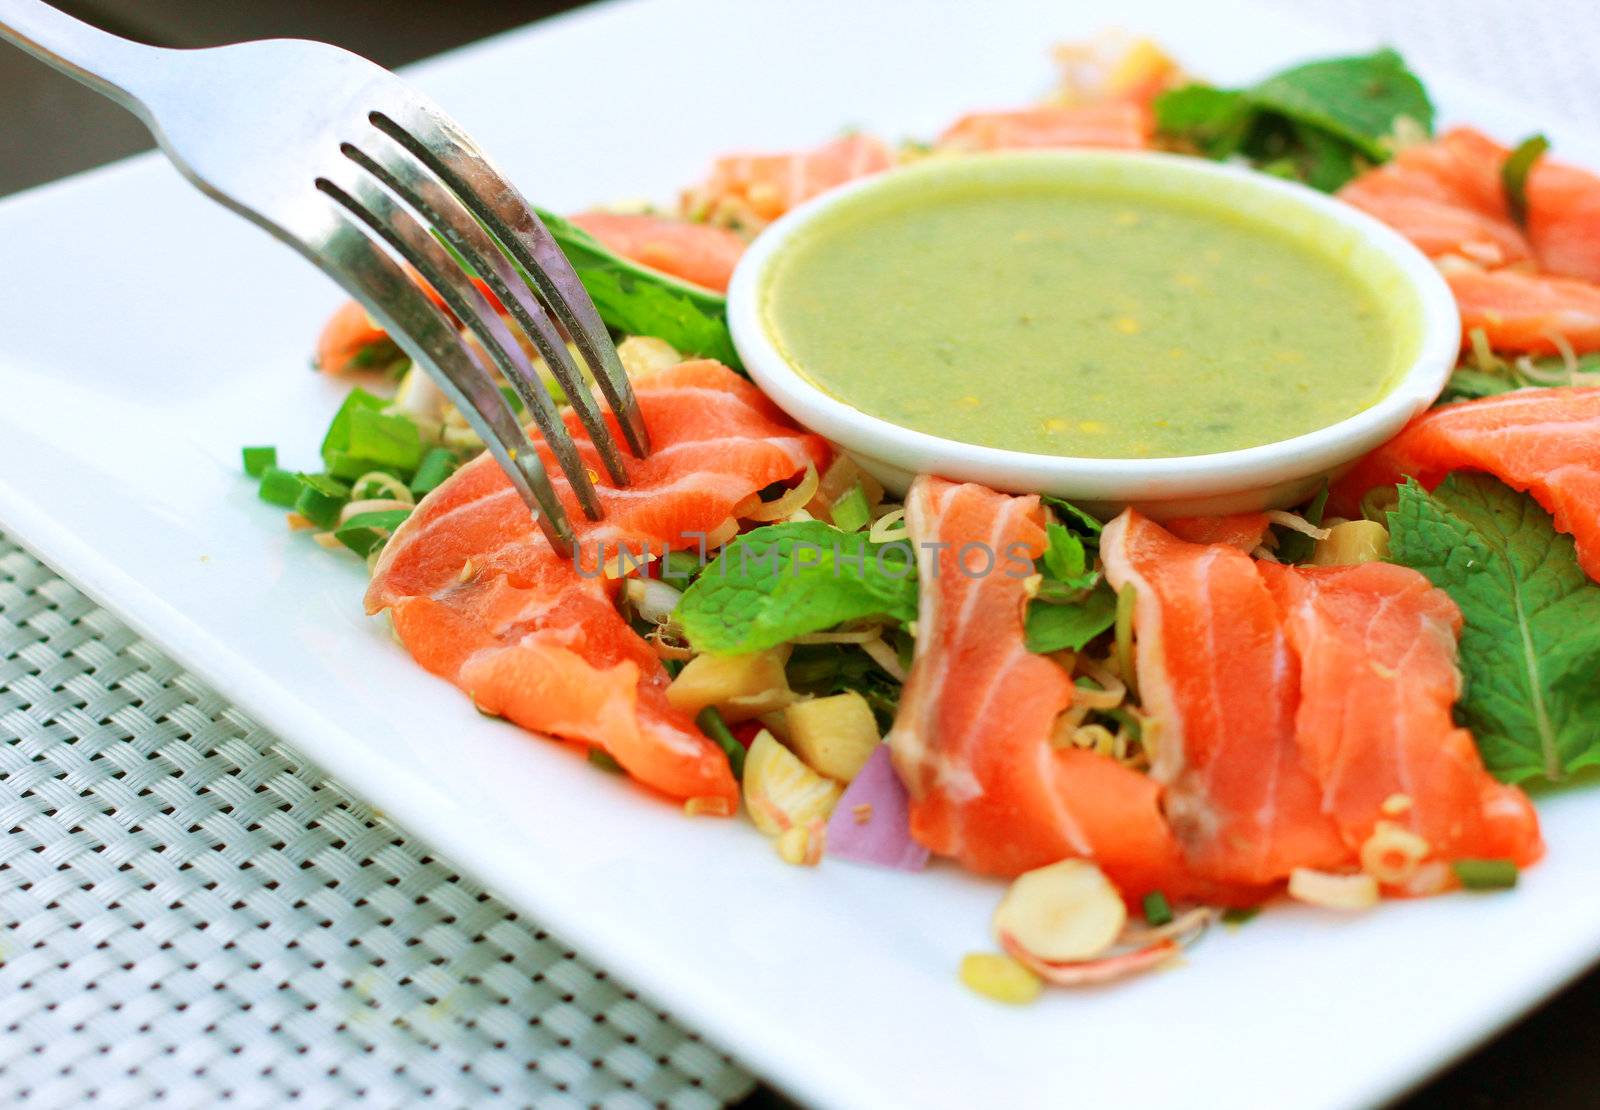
1525, 150, 1600, 283
1328, 386, 1600, 581
568, 211, 747, 293
1339, 128, 1532, 268
680, 133, 891, 230
1260, 562, 1542, 881
886, 479, 1245, 903
1100, 512, 1348, 886
314, 299, 401, 375
1442, 259, 1600, 355
937, 102, 1152, 152
1162, 513, 1271, 552
367, 360, 830, 805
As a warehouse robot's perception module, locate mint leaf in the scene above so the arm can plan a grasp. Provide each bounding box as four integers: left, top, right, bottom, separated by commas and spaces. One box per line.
1388, 474, 1600, 782
1042, 522, 1096, 586
1025, 581, 1118, 654
1156, 49, 1433, 191
1042, 495, 1103, 536
1246, 49, 1432, 162
676, 521, 917, 655
534, 208, 740, 368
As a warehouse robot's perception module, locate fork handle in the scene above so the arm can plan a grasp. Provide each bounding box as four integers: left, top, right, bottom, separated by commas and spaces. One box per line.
0, 0, 168, 112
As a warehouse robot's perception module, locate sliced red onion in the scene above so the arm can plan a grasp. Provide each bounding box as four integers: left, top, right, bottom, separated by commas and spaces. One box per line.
825, 745, 928, 871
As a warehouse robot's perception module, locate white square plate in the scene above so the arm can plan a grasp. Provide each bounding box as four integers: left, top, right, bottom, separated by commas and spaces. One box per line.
3, 2, 1598, 1106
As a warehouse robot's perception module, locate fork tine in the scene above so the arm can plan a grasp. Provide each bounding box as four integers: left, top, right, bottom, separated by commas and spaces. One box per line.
369, 107, 650, 458
340, 133, 631, 487
315, 166, 605, 522
299, 200, 576, 555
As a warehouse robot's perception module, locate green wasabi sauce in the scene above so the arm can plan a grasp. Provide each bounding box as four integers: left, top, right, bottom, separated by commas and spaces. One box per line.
763, 169, 1402, 458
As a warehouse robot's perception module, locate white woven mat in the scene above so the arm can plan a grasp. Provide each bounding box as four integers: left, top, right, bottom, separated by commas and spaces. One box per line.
3, 3, 1596, 1108
0, 538, 753, 1108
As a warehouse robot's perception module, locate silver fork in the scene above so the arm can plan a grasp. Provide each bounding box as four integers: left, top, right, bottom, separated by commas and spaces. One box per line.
0, 0, 651, 556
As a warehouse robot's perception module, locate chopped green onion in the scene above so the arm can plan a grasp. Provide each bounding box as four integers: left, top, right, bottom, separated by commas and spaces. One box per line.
293, 473, 350, 529
1221, 906, 1261, 926
409, 447, 458, 497
256, 466, 301, 508
241, 445, 277, 478
1277, 481, 1331, 563
830, 483, 871, 532
1502, 133, 1550, 227
587, 748, 623, 774
660, 550, 704, 582
499, 384, 526, 414
346, 407, 423, 472
1142, 891, 1173, 927
319, 388, 386, 466
1452, 858, 1519, 891
695, 706, 746, 777
333, 508, 413, 558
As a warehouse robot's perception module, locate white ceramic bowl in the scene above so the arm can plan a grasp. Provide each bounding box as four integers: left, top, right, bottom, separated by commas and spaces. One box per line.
726, 150, 1461, 518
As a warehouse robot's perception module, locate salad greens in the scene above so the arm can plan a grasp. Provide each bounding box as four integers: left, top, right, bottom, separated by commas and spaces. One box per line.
1155, 49, 1433, 191
1501, 133, 1550, 227
1025, 582, 1118, 654
533, 208, 741, 368
1388, 475, 1600, 784
675, 521, 918, 655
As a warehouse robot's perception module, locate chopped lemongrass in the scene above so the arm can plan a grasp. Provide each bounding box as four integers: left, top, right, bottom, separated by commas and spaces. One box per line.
409, 446, 458, 496
1142, 891, 1174, 927
587, 748, 623, 774
993, 859, 1126, 963
349, 471, 414, 505
830, 483, 871, 532
625, 577, 684, 626
242, 445, 278, 478
257, 466, 302, 508
859, 636, 907, 682
744, 465, 819, 522
1114, 584, 1138, 698
1452, 858, 1519, 890
1265, 509, 1331, 540
334, 508, 412, 558
867, 507, 908, 544
1288, 868, 1379, 910
959, 953, 1042, 1005
1359, 821, 1431, 886
696, 706, 747, 778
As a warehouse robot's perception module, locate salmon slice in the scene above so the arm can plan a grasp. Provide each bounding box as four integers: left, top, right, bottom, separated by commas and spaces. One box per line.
1260, 562, 1542, 882
1443, 260, 1600, 354
937, 102, 1151, 152
1100, 512, 1348, 886
1339, 128, 1532, 268
1162, 513, 1271, 552
886, 479, 1242, 903
1525, 151, 1600, 283
680, 133, 891, 229
1328, 386, 1600, 582
568, 211, 747, 293
367, 360, 830, 805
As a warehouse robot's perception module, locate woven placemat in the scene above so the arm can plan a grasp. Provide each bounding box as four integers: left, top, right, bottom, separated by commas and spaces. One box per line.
0, 537, 754, 1108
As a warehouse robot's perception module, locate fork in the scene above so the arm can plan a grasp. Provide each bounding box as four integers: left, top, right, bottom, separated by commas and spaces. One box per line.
0, 0, 651, 556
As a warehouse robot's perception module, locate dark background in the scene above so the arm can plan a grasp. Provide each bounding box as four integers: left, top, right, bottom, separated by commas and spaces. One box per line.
1, 3, 1595, 1107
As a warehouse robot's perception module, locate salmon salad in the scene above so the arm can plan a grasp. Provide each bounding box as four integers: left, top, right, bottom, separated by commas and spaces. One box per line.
242, 34, 1600, 1003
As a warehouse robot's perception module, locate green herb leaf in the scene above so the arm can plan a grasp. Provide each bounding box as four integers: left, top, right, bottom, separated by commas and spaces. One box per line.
1438, 368, 1521, 404
534, 208, 740, 367
1502, 133, 1550, 228
1246, 49, 1432, 162
786, 642, 903, 721
1042, 495, 1104, 536
1042, 522, 1093, 585
1387, 474, 1600, 782
1156, 49, 1433, 192
1024, 581, 1118, 654
319, 388, 386, 469
675, 521, 917, 655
